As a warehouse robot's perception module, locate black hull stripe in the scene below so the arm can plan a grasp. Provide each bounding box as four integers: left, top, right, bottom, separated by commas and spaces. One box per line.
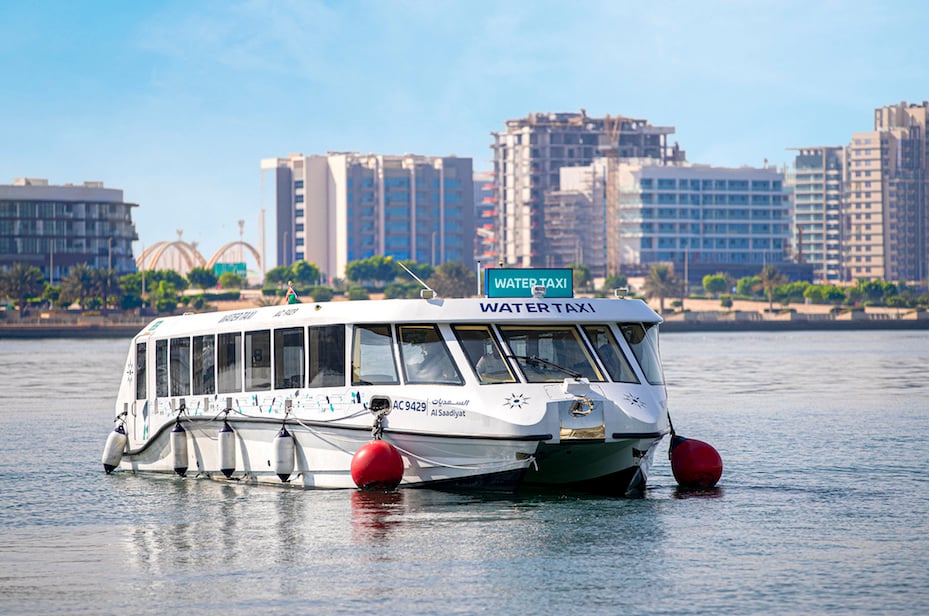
611, 431, 664, 439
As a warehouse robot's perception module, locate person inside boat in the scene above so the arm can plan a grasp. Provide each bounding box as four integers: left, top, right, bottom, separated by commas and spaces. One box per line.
404, 341, 458, 383
476, 347, 507, 382
598, 343, 621, 376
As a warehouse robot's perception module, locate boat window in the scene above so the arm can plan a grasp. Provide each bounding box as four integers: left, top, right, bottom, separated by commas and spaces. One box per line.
192, 335, 215, 395
498, 325, 603, 383
619, 323, 664, 385
582, 325, 639, 384
135, 342, 147, 400
274, 327, 305, 389
398, 325, 464, 385
217, 332, 242, 393
245, 330, 272, 391
170, 337, 191, 396
452, 324, 516, 384
309, 325, 346, 387
351, 324, 399, 385
155, 339, 168, 398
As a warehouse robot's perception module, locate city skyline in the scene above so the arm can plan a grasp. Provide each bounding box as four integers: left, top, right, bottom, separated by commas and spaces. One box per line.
2, 0, 927, 261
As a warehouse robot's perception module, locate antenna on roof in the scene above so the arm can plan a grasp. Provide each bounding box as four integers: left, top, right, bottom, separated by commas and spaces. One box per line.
398, 261, 437, 299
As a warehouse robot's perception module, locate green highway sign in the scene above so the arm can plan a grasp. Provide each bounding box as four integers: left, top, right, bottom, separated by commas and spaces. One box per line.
213, 262, 247, 277
484, 268, 574, 299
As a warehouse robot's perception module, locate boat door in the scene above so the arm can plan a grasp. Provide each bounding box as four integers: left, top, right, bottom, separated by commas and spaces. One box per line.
130, 339, 150, 441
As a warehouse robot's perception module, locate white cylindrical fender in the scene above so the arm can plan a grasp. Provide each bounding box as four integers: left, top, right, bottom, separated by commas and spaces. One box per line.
272, 426, 295, 483
171, 422, 188, 477
218, 421, 236, 478
102, 424, 128, 474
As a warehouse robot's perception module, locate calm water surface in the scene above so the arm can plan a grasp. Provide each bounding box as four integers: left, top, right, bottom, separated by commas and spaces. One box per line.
1, 331, 927, 614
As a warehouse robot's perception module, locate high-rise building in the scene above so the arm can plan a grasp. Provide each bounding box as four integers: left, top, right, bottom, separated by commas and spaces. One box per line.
491, 111, 684, 268
611, 161, 801, 282
0, 178, 138, 281
261, 153, 474, 280
790, 102, 929, 285
847, 101, 929, 283
791, 147, 846, 283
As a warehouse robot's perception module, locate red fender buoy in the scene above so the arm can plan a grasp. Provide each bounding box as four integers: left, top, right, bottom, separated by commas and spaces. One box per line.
670, 435, 723, 489
351, 440, 404, 490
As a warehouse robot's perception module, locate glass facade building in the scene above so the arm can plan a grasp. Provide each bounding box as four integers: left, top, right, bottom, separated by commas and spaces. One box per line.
0, 178, 138, 280
613, 161, 797, 281
261, 154, 474, 280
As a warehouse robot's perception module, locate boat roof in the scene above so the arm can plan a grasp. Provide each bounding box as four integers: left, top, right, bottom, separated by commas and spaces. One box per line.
134, 296, 662, 340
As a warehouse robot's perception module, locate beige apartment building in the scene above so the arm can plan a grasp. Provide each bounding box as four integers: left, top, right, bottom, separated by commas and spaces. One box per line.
794, 101, 928, 284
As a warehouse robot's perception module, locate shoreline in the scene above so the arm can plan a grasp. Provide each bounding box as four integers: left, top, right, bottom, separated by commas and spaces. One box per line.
1, 314, 925, 339
659, 318, 927, 333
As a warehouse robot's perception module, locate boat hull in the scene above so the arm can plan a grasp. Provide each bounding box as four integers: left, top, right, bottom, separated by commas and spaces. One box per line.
523, 436, 663, 496
117, 416, 538, 493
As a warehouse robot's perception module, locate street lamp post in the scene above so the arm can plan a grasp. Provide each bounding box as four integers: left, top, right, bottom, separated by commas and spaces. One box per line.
107, 237, 113, 313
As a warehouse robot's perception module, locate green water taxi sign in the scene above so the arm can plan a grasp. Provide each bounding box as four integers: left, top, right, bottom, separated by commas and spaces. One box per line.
484, 268, 574, 299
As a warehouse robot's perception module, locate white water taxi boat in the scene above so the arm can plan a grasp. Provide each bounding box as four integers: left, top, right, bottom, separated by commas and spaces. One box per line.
103, 270, 670, 495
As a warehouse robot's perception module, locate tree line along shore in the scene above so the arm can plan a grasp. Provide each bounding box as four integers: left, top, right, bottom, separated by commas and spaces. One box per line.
2, 257, 927, 336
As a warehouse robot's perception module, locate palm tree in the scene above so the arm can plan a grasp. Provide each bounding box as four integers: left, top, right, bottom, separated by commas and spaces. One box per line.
94, 268, 121, 312
758, 265, 786, 312
641, 263, 681, 313
2, 263, 46, 316
61, 263, 96, 309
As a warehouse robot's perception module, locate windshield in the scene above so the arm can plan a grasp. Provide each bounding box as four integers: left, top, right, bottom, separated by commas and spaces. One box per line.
452, 324, 517, 384
498, 325, 603, 383
582, 325, 639, 383
619, 323, 664, 385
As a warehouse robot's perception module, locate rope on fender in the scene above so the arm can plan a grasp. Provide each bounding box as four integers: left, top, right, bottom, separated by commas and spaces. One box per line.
388, 440, 534, 472
371, 407, 389, 441
667, 410, 679, 459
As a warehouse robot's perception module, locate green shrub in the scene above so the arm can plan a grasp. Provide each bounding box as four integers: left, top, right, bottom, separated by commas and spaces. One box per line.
347, 287, 369, 301
308, 286, 334, 302
155, 297, 178, 313
201, 291, 242, 301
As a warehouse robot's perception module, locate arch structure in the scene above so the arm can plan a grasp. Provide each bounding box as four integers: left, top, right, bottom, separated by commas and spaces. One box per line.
137, 241, 207, 276
207, 241, 262, 274
136, 239, 262, 279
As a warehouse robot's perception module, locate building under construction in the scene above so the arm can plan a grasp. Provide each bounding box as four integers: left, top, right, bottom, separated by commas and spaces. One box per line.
491, 110, 684, 269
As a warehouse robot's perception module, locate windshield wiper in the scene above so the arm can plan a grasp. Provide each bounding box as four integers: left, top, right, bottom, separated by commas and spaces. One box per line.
506, 355, 584, 379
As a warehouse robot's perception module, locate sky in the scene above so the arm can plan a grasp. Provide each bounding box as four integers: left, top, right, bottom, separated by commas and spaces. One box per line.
2, 0, 927, 265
